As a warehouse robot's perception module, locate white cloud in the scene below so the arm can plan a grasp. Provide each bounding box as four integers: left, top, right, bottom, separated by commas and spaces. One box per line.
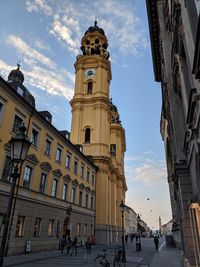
7, 35, 56, 69
25, 0, 147, 57
50, 20, 80, 54
26, 0, 53, 16
125, 153, 167, 186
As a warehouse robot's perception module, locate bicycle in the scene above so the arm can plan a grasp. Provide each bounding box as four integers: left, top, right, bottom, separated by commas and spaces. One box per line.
94, 247, 125, 267
94, 249, 110, 267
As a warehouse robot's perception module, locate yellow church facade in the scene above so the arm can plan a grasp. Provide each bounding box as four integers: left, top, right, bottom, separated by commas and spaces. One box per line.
70, 21, 127, 243
0, 22, 127, 255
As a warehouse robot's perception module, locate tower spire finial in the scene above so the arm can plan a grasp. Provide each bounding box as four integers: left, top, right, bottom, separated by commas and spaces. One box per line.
94, 16, 97, 26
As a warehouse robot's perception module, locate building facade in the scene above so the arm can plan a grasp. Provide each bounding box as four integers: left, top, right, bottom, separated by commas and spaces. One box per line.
70, 21, 127, 244
0, 22, 127, 255
146, 0, 200, 266
0, 66, 97, 255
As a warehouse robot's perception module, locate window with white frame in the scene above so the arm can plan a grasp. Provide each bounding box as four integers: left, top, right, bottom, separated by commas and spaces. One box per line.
2, 156, 12, 182
85, 193, 88, 208
0, 213, 5, 236
44, 138, 51, 155
92, 174, 95, 186
56, 147, 62, 162
62, 184, 67, 200
71, 188, 76, 204
12, 114, 23, 134
74, 160, 78, 175
77, 223, 81, 236
33, 217, 41, 237
31, 128, 39, 147
51, 179, 58, 197
79, 191, 83, 206
15, 215, 25, 237
39, 173, 47, 194
83, 224, 87, 236
65, 154, 71, 169
56, 220, 60, 237
23, 166, 32, 189
87, 170, 90, 183
91, 196, 94, 210
48, 219, 54, 236
17, 86, 24, 96
81, 165, 84, 179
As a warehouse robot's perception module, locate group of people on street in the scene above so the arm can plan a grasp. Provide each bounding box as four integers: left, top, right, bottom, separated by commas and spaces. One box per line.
60, 235, 77, 256
60, 235, 93, 261
124, 232, 160, 252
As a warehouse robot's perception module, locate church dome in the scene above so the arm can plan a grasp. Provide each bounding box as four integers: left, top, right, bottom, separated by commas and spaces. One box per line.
78, 20, 110, 60
85, 20, 105, 36
8, 64, 24, 84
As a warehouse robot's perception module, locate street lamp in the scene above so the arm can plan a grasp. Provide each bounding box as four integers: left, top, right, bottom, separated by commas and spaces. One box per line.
0, 124, 31, 267
119, 200, 126, 263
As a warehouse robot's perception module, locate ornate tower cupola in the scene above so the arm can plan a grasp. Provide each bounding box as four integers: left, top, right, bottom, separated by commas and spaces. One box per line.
80, 20, 110, 59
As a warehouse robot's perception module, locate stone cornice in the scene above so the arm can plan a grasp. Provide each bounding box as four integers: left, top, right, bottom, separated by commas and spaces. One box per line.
146, 0, 161, 81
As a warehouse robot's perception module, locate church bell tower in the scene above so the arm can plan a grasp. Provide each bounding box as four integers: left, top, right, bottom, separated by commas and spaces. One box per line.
70, 21, 127, 244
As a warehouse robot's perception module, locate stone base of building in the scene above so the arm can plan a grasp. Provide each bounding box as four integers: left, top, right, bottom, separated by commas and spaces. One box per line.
95, 224, 122, 245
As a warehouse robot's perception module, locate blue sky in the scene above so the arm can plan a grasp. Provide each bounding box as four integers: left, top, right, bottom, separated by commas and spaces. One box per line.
0, 0, 171, 229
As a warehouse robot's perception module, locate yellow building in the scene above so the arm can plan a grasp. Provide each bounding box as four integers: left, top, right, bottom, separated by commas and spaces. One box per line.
70, 21, 127, 243
0, 22, 127, 255
0, 65, 97, 255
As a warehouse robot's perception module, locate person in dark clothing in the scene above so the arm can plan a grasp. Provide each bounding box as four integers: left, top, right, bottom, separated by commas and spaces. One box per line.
125, 234, 128, 244
66, 235, 72, 255
70, 236, 78, 256
154, 235, 159, 251
60, 235, 66, 253
84, 236, 92, 261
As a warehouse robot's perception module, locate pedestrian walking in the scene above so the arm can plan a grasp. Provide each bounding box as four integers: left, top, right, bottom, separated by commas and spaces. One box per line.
60, 235, 66, 253
66, 235, 72, 255
154, 235, 159, 251
70, 236, 78, 256
84, 236, 92, 262
125, 234, 128, 244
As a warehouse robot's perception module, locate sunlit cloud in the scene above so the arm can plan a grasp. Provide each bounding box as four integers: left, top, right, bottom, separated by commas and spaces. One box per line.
7, 35, 56, 69
26, 0, 53, 16
25, 0, 147, 57
125, 152, 167, 186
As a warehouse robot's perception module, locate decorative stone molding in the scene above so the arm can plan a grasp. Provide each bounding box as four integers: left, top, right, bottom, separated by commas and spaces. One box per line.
40, 162, 52, 172
72, 179, 79, 187
53, 169, 63, 177
85, 186, 91, 193
79, 183, 85, 190
63, 174, 71, 182
91, 189, 95, 195
26, 154, 39, 165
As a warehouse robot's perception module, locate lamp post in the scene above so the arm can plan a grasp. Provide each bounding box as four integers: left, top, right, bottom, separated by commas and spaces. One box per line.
0, 124, 31, 267
119, 200, 126, 263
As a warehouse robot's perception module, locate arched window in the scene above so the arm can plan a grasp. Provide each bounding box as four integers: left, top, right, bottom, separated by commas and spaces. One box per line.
85, 128, 90, 143
87, 82, 93, 94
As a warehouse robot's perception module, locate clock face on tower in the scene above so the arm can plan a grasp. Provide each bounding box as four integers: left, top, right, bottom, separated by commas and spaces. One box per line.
85, 68, 96, 78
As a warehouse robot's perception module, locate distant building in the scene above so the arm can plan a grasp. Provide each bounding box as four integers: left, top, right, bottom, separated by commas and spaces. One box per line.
124, 206, 137, 234
146, 0, 200, 266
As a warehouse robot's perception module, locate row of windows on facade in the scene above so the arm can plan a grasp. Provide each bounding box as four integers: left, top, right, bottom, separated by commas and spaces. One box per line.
6, 114, 96, 182
0, 214, 93, 238
2, 162, 95, 209
0, 105, 116, 158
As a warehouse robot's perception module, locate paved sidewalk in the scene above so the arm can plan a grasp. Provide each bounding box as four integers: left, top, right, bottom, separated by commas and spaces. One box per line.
150, 242, 183, 267
3, 240, 183, 266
